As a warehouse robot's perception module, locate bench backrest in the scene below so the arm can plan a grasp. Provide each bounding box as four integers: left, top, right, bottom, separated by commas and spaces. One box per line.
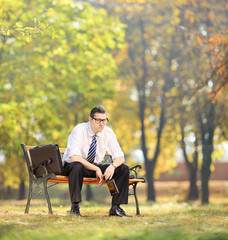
21, 144, 112, 178
25, 145, 67, 153
21, 143, 35, 179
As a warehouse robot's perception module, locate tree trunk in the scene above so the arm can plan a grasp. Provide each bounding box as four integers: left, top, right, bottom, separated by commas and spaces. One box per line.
199, 102, 215, 204
180, 118, 199, 200
201, 142, 213, 204
201, 170, 209, 204
85, 185, 93, 201
188, 166, 199, 200
6, 186, 12, 198
144, 101, 165, 202
145, 162, 156, 201
146, 175, 156, 201
18, 180, 25, 200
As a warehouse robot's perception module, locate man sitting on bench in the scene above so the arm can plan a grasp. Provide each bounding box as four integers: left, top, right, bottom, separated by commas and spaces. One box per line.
62, 106, 132, 217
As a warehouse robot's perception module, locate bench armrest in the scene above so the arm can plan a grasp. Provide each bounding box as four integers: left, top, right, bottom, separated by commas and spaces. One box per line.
129, 164, 143, 179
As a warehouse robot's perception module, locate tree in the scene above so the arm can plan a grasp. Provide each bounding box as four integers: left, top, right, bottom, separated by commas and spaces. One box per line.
174, 0, 228, 203
0, 0, 125, 199
88, 0, 228, 204
88, 0, 183, 201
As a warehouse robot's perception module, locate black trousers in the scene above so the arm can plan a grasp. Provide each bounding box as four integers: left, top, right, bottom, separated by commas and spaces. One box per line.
63, 162, 129, 205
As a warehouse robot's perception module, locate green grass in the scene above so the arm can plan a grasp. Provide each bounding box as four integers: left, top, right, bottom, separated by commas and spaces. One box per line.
0, 201, 228, 240
1, 181, 227, 239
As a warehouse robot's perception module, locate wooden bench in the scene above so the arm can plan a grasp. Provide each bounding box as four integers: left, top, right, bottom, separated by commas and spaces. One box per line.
21, 143, 146, 215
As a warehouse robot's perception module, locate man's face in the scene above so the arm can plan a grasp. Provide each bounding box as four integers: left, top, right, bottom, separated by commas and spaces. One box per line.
89, 112, 107, 134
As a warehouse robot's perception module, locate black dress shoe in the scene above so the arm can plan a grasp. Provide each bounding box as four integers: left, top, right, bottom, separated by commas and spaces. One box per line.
70, 205, 82, 217
109, 207, 133, 217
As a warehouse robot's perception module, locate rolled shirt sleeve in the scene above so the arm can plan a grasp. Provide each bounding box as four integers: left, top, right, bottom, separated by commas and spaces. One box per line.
68, 127, 83, 158
63, 125, 84, 163
107, 128, 124, 160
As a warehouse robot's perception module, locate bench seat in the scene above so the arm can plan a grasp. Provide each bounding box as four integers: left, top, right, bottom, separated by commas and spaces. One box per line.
47, 176, 146, 184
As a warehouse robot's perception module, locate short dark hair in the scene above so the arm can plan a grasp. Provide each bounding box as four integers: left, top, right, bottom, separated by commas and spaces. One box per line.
90, 106, 106, 118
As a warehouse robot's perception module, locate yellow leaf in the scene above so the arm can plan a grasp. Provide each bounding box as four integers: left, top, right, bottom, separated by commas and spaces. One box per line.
197, 35, 203, 46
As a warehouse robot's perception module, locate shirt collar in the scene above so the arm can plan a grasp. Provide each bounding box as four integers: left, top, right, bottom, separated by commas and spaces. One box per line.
87, 122, 102, 138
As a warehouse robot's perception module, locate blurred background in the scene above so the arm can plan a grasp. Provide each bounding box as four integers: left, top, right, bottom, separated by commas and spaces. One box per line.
0, 0, 227, 205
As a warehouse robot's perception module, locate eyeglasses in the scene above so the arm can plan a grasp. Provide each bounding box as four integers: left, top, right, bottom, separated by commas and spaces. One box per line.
92, 117, 109, 124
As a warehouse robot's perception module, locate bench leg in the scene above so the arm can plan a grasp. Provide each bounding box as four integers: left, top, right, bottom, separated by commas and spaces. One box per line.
43, 181, 53, 214
25, 179, 33, 214
133, 183, 140, 215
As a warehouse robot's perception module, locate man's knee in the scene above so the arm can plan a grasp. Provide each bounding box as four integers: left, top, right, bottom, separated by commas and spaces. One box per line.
119, 164, 130, 175
69, 161, 84, 174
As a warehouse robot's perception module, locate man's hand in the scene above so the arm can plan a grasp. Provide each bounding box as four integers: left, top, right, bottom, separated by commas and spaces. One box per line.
70, 156, 104, 185
96, 168, 104, 186
103, 164, 115, 181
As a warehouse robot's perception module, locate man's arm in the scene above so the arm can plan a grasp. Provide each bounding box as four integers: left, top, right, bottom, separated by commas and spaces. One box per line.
70, 155, 103, 186
103, 156, 125, 180
113, 156, 125, 167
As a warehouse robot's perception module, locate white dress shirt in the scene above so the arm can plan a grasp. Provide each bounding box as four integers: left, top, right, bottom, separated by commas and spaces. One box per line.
63, 122, 124, 164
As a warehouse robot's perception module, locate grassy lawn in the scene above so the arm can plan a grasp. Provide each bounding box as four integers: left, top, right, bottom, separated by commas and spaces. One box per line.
0, 202, 227, 240
0, 181, 228, 240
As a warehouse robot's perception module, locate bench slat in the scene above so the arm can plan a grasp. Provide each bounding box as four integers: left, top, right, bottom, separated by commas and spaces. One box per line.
47, 176, 145, 184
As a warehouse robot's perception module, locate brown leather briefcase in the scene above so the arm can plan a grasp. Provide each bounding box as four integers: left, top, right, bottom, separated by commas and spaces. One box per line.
29, 144, 63, 178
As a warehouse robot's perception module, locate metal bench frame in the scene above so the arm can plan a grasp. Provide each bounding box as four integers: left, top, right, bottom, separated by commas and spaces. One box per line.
21, 143, 146, 215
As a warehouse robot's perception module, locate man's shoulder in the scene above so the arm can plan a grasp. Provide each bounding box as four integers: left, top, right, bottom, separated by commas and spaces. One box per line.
72, 122, 89, 132
103, 125, 115, 135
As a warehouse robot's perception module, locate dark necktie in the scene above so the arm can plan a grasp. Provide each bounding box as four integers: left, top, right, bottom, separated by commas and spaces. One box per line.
87, 135, 97, 163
